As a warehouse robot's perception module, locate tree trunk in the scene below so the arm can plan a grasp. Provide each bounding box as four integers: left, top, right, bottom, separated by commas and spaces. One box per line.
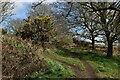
107, 40, 113, 57
91, 35, 95, 50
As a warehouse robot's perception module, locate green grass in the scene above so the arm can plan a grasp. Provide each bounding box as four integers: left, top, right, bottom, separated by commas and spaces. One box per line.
84, 54, 120, 78
68, 48, 88, 53
68, 48, 120, 78
55, 56, 85, 71
29, 58, 75, 79
46, 49, 85, 71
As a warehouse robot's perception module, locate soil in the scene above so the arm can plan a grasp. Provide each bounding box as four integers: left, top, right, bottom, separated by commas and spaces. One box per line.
58, 52, 98, 78
57, 60, 84, 78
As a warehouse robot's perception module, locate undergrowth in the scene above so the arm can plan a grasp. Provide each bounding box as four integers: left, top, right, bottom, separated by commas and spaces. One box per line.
2, 35, 46, 79
29, 58, 75, 79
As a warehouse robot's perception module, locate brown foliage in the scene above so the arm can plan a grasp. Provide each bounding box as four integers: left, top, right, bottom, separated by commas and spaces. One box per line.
2, 29, 7, 35
2, 44, 47, 79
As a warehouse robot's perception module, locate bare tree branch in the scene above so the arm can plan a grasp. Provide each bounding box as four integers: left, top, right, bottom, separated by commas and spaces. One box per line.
66, 2, 73, 17
32, 0, 46, 9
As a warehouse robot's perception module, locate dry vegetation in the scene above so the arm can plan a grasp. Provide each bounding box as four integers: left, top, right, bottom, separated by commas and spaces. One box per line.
2, 35, 47, 79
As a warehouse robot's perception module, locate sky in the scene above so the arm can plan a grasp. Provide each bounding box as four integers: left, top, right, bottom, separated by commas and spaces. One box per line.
12, 0, 57, 19
12, 2, 31, 19
0, 0, 57, 28
3, 0, 117, 19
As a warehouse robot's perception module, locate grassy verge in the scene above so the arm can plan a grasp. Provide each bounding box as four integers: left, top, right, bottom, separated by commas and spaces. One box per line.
29, 48, 85, 79
46, 49, 85, 71
68, 48, 120, 78
29, 58, 75, 79
84, 54, 120, 78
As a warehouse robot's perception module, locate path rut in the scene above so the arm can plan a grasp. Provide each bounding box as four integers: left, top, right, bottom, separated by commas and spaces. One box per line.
47, 51, 97, 78
80, 58, 97, 78
68, 52, 98, 78
57, 59, 84, 78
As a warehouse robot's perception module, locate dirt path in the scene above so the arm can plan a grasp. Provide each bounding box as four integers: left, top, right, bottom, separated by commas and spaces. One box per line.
57, 60, 84, 78
46, 51, 97, 78
68, 52, 98, 78
58, 58, 97, 78
45, 54, 85, 78
80, 58, 97, 78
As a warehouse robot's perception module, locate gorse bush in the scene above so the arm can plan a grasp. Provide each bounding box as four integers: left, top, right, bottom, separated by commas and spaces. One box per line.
15, 16, 56, 46
13, 16, 74, 49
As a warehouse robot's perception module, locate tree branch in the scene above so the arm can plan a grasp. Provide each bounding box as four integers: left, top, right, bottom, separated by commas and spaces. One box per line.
66, 2, 73, 17
32, 0, 46, 9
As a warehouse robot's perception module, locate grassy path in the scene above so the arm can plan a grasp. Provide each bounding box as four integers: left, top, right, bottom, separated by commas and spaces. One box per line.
46, 50, 97, 78
57, 59, 84, 78
80, 58, 97, 78
57, 57, 97, 78
68, 52, 98, 78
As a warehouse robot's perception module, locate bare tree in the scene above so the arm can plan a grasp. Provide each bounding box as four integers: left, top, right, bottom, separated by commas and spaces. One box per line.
57, 2, 101, 50
58, 2, 120, 57
0, 2, 14, 24
88, 2, 120, 57
5, 18, 24, 34
78, 4, 101, 50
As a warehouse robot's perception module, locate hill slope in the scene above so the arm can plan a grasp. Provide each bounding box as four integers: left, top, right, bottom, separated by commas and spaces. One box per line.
1, 35, 120, 79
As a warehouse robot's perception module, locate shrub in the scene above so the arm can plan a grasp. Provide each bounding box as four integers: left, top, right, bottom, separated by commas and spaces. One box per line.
73, 38, 90, 47
2, 28, 7, 34
15, 16, 55, 45
2, 36, 47, 79
53, 34, 74, 48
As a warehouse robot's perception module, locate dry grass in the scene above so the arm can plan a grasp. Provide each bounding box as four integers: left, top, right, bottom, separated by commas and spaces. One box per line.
2, 35, 47, 79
